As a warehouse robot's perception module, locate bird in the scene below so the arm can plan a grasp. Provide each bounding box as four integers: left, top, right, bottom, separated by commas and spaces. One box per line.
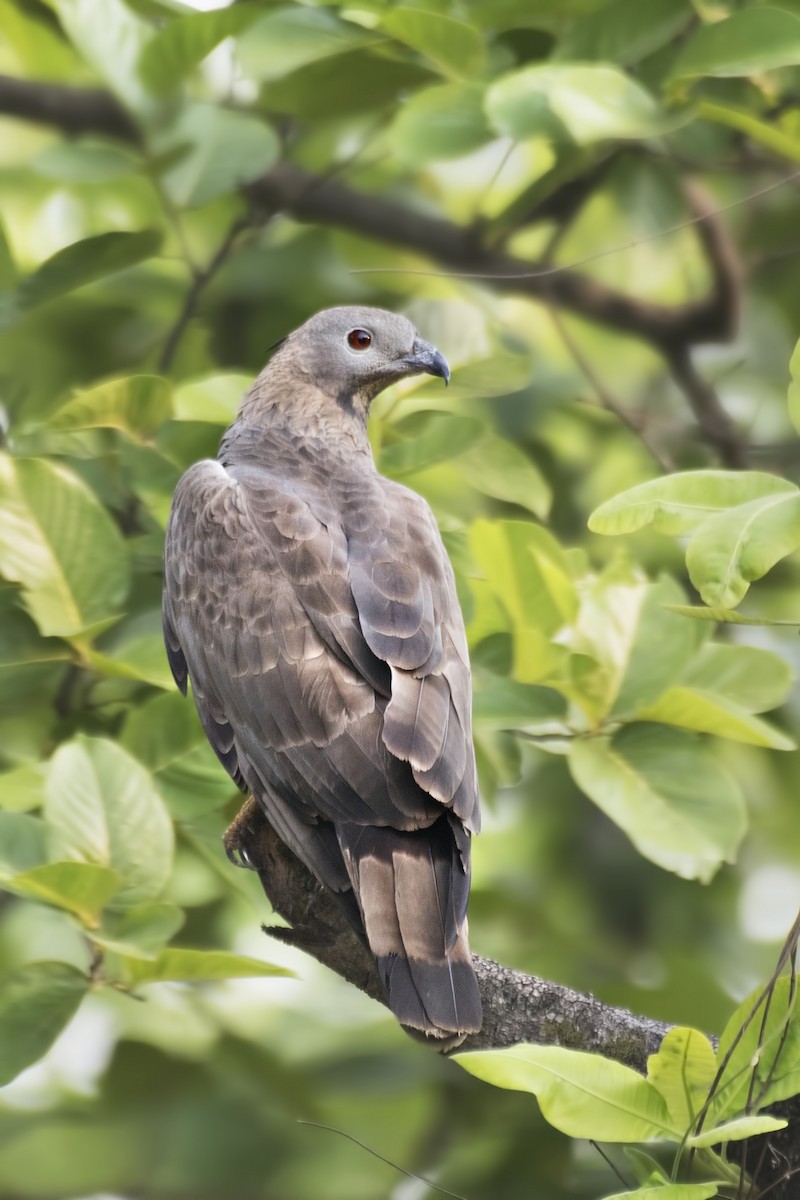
162, 306, 482, 1047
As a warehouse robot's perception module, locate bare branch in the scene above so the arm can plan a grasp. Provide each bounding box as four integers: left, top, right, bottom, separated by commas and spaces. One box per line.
0, 73, 139, 143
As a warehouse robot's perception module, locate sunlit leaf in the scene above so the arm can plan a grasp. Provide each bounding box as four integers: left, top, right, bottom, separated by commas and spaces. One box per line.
4, 861, 121, 925
686, 492, 800, 609
455, 1044, 679, 1141
638, 687, 795, 750
48, 376, 172, 439
487, 64, 668, 144
588, 471, 797, 537
239, 6, 370, 82
0, 763, 47, 813
390, 83, 492, 163
159, 104, 280, 208
712, 977, 800, 1120
0, 962, 88, 1086
11, 231, 161, 319
456, 435, 551, 520
569, 725, 747, 881
0, 454, 131, 638
139, 4, 265, 93
647, 1027, 716, 1130
665, 605, 800, 627
382, 8, 484, 80
671, 6, 800, 79
47, 0, 153, 113
554, 0, 693, 66
680, 643, 794, 714
602, 1185, 720, 1200
121, 947, 294, 985
91, 902, 185, 958
687, 1114, 787, 1148
31, 140, 140, 183
172, 373, 251, 423
45, 736, 174, 907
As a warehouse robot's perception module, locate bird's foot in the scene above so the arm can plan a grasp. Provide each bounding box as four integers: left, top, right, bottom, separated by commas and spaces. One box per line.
223, 796, 261, 869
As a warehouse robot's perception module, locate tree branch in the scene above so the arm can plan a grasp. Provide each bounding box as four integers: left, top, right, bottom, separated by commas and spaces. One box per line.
0, 73, 139, 143
230, 801, 668, 1065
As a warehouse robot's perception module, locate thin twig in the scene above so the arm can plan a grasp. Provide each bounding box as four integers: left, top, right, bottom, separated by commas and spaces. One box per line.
549, 306, 675, 472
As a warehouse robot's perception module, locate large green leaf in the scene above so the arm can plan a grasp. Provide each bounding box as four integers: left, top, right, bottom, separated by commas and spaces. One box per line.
455, 1044, 679, 1142
380, 415, 484, 477
554, 0, 693, 66
45, 736, 174, 907
0, 812, 46, 875
121, 691, 235, 817
382, 8, 484, 80
3, 861, 121, 924
671, 7, 800, 80
31, 140, 140, 183
588, 471, 797, 537
46, 0, 153, 113
9, 231, 161, 321
637, 688, 795, 751
390, 83, 492, 164
172, 373, 251, 424
0, 962, 88, 1086
472, 677, 567, 731
712, 977, 800, 1120
486, 64, 667, 144
456, 435, 551, 520
603, 1186, 719, 1200
91, 902, 185, 958
666, 605, 800, 627
48, 376, 172, 439
686, 492, 800, 609
647, 1027, 716, 1130
0, 763, 47, 813
569, 725, 747, 881
0, 454, 131, 638
239, 6, 370, 82
687, 1114, 786, 1148
139, 4, 266, 93
159, 104, 280, 208
680, 643, 794, 713
120, 947, 294, 986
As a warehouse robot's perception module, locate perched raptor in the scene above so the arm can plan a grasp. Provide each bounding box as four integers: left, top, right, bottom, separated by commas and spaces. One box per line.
163, 306, 482, 1045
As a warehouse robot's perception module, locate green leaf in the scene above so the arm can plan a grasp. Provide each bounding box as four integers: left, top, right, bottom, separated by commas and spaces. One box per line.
789, 338, 800, 435
472, 678, 567, 732
554, 0, 693, 67
48, 376, 172, 439
0, 812, 46, 875
0, 962, 88, 1086
455, 1044, 679, 1141
680, 643, 794, 714
31, 140, 140, 183
0, 454, 131, 638
158, 104, 280, 208
687, 1114, 787, 1148
45, 736, 174, 908
91, 902, 185, 958
568, 571, 697, 721
139, 4, 265, 93
380, 415, 484, 476
588, 471, 797, 537
686, 492, 800, 609
390, 82, 492, 164
0, 762, 48, 812
382, 8, 484, 80
239, 6, 370, 82
712, 977, 800, 1119
172, 373, 251, 423
121, 691, 235, 818
47, 0, 153, 113
569, 725, 747, 881
10, 231, 161, 320
602, 1186, 720, 1200
637, 688, 795, 751
4, 861, 121, 925
486, 64, 667, 145
456, 434, 551, 520
121, 947, 294, 986
647, 1027, 717, 1130
0, 600, 69, 668
671, 7, 800, 80
84, 633, 177, 691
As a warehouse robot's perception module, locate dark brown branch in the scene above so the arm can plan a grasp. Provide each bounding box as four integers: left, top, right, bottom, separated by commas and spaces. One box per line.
231, 802, 668, 1065
0, 73, 140, 143
668, 348, 748, 468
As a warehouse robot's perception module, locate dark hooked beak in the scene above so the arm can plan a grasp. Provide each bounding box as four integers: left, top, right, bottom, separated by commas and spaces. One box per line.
401, 337, 450, 386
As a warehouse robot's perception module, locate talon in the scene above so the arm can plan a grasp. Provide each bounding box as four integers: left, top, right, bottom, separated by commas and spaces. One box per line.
223, 795, 262, 868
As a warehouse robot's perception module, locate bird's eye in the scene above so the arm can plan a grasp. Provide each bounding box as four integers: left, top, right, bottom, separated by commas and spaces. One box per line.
347, 328, 372, 351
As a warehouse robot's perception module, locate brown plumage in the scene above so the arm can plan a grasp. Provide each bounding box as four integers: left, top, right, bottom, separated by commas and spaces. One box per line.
163, 306, 482, 1046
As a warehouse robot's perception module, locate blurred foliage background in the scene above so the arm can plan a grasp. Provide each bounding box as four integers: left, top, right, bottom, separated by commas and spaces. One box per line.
2, 0, 800, 1196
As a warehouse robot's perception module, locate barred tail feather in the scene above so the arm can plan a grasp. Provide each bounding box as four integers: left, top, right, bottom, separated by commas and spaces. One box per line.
337, 817, 482, 1047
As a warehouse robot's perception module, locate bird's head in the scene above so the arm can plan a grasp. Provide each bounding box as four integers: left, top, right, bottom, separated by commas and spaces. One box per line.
272, 306, 450, 412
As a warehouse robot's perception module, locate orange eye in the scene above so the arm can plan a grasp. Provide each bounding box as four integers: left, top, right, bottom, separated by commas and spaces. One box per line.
347, 328, 372, 350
